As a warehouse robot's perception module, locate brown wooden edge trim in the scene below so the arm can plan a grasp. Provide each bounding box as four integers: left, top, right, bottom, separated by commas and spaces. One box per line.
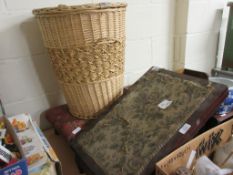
141, 83, 228, 175
71, 67, 228, 175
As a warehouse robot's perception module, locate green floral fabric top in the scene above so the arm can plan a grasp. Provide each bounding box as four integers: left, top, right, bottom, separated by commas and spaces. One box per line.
72, 69, 213, 175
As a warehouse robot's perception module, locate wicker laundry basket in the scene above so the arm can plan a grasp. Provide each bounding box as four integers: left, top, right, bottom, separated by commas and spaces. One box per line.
33, 2, 127, 119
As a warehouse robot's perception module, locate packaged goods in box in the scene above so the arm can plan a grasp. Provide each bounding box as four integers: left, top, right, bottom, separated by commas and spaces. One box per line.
7, 113, 62, 175
8, 114, 48, 172
156, 118, 233, 175
0, 117, 28, 175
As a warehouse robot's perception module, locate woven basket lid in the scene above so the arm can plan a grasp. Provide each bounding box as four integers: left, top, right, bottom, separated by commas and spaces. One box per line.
33, 2, 127, 15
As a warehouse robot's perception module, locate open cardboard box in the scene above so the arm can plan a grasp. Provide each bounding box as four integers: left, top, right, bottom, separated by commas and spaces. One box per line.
30, 122, 62, 175
7, 113, 62, 175
0, 101, 62, 175
156, 118, 233, 175
0, 100, 28, 175
0, 117, 28, 175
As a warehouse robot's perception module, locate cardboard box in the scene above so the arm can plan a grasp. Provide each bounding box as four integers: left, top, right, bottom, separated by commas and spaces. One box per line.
30, 122, 62, 175
0, 101, 28, 175
7, 113, 62, 175
0, 117, 28, 175
0, 101, 62, 175
156, 118, 233, 175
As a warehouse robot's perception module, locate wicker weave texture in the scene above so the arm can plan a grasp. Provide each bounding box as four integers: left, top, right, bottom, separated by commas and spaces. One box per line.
33, 3, 127, 118
34, 3, 126, 48
48, 39, 125, 83
63, 74, 124, 118
33, 3, 126, 14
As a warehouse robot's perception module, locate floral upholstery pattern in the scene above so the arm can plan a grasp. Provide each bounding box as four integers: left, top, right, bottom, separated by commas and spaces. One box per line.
72, 69, 213, 175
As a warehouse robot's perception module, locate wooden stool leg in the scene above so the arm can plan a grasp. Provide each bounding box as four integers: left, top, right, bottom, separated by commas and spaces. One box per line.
54, 129, 60, 135
75, 155, 84, 174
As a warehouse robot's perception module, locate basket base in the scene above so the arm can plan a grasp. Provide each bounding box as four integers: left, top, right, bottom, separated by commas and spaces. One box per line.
62, 74, 124, 119
68, 91, 123, 119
